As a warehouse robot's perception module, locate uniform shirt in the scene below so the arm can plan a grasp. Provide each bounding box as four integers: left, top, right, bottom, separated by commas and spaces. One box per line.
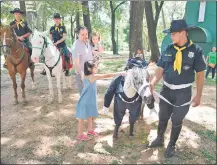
157, 40, 206, 85
50, 24, 67, 48
10, 20, 32, 41
71, 39, 93, 73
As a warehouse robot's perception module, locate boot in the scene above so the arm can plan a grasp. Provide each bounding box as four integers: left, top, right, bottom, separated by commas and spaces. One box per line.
40, 69, 46, 75
149, 121, 168, 148
65, 70, 71, 76
3, 62, 7, 69
129, 124, 134, 136
113, 125, 120, 139
165, 124, 182, 158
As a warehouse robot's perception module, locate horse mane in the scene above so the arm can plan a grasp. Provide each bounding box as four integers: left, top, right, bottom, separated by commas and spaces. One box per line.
125, 67, 148, 91
0, 25, 16, 41
33, 30, 53, 45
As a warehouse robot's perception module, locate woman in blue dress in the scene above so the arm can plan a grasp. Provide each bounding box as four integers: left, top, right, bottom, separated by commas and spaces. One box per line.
76, 61, 126, 141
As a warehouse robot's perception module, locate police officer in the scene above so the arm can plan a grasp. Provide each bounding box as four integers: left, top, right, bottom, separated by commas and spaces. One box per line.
149, 19, 206, 158
40, 13, 71, 76
4, 8, 34, 69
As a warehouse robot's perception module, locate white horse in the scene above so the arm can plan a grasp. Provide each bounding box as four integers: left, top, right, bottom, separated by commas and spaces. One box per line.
31, 30, 72, 104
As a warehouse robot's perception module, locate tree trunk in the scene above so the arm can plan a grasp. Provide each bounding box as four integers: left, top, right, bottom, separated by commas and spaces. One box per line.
81, 1, 91, 36
161, 7, 166, 29
110, 1, 117, 54
70, 15, 75, 44
42, 4, 46, 31
129, 1, 145, 58
76, 12, 80, 28
144, 1, 161, 61
19, 1, 26, 17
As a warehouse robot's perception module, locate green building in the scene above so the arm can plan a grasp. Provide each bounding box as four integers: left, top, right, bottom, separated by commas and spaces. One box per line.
161, 1, 216, 56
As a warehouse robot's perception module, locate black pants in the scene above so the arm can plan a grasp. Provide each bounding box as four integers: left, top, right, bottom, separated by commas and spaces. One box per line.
114, 95, 142, 126
23, 40, 32, 56
147, 94, 155, 109
158, 85, 191, 126
205, 65, 216, 79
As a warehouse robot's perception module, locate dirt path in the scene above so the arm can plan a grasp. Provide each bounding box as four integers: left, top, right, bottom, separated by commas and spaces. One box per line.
1, 64, 216, 164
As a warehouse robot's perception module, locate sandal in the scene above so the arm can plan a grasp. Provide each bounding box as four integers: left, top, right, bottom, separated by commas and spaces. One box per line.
88, 130, 99, 137
76, 134, 91, 141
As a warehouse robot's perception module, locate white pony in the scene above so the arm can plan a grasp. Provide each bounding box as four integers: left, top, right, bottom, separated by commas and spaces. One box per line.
31, 30, 72, 104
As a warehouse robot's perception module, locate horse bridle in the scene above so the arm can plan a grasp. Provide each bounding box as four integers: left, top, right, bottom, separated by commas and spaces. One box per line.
31, 36, 49, 63
0, 36, 15, 55
32, 36, 61, 76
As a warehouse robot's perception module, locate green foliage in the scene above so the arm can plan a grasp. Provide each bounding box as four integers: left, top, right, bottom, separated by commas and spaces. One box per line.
1, 1, 15, 24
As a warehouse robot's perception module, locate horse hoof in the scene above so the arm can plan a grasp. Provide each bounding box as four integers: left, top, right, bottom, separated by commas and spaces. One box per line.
13, 100, 18, 105
22, 99, 27, 105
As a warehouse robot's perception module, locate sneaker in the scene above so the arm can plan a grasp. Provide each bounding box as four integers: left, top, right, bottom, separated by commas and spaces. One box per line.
87, 130, 99, 137
77, 134, 91, 141
65, 70, 71, 76
40, 69, 46, 75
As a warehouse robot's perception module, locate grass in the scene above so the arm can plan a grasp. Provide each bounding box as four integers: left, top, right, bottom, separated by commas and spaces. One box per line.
196, 129, 216, 142
201, 150, 216, 164
110, 159, 120, 165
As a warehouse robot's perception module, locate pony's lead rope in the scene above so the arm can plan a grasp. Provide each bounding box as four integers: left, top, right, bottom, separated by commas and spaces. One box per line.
153, 91, 193, 107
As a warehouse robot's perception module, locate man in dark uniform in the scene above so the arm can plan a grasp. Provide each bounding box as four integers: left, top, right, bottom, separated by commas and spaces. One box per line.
149, 19, 206, 158
40, 13, 71, 76
4, 8, 34, 69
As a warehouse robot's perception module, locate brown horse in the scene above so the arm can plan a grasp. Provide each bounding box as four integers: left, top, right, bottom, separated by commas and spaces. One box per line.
0, 25, 35, 104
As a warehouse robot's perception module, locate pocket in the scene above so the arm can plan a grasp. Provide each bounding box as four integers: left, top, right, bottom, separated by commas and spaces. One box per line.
162, 56, 173, 71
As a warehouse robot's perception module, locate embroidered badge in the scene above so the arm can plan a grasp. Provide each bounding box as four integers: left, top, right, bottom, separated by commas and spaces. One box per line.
60, 28, 63, 32
165, 54, 172, 56
183, 65, 190, 70
188, 52, 194, 58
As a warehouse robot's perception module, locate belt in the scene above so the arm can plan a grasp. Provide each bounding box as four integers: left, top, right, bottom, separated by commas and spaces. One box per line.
164, 81, 192, 90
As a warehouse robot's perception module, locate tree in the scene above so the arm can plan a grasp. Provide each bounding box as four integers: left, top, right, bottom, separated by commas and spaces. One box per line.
81, 1, 91, 36
129, 1, 145, 58
110, 1, 126, 54
19, 1, 26, 16
144, 1, 164, 61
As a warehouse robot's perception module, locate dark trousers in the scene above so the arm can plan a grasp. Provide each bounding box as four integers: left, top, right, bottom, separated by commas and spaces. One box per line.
114, 95, 142, 126
23, 40, 32, 56
205, 65, 216, 79
159, 85, 191, 126
157, 85, 192, 145
59, 46, 70, 62
147, 94, 155, 109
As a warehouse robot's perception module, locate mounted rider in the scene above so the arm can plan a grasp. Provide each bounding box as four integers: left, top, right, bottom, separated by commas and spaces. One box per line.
4, 8, 34, 69
40, 13, 71, 76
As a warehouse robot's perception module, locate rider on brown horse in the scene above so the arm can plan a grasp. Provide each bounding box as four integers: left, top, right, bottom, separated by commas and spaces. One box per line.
3, 8, 34, 69
40, 13, 71, 76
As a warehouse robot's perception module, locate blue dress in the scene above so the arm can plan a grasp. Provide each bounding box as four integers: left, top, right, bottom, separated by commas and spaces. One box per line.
75, 78, 98, 119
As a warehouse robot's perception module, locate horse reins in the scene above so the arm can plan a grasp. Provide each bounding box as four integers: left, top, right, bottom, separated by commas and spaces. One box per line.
1, 34, 25, 71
